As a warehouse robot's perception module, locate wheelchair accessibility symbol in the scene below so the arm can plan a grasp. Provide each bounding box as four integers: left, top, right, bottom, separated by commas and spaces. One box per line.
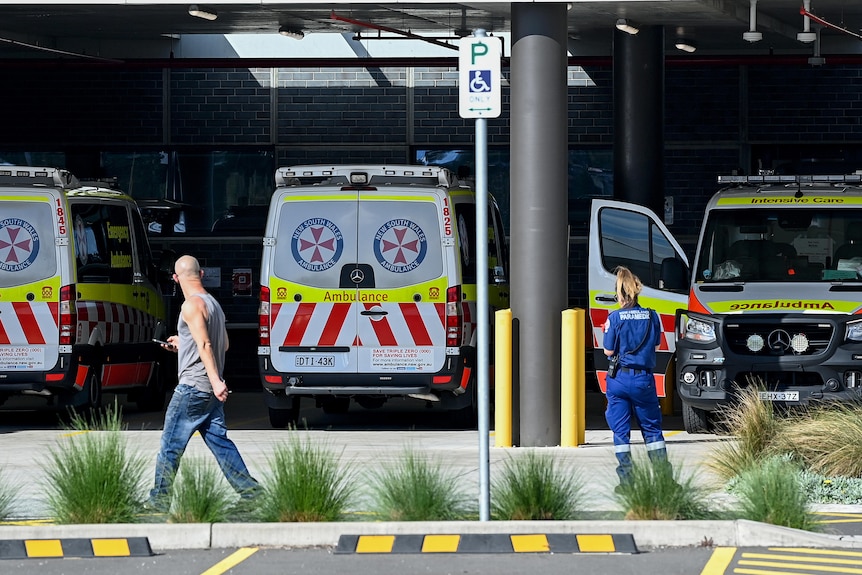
469, 70, 492, 93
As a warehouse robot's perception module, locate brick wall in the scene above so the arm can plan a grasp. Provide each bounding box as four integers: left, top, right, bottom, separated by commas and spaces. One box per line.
3, 60, 862, 383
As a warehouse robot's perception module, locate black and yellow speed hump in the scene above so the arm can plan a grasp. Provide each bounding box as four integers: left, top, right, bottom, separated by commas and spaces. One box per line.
0, 537, 153, 559
335, 533, 638, 554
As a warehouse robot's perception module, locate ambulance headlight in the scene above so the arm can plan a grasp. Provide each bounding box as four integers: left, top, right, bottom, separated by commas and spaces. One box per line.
847, 320, 862, 343
682, 316, 716, 344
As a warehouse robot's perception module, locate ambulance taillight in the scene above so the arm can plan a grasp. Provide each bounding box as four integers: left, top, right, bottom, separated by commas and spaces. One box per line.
445, 286, 462, 347
258, 286, 271, 346
59, 284, 76, 345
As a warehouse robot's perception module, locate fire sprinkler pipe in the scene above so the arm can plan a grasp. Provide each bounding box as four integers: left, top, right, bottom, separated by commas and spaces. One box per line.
800, 4, 862, 41
330, 11, 459, 51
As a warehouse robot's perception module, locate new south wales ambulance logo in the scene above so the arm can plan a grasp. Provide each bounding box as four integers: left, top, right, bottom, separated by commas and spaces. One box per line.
0, 218, 40, 273
373, 219, 427, 273
291, 218, 343, 272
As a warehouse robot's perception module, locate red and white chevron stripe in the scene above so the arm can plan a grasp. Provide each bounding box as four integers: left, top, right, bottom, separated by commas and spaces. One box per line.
0, 301, 59, 345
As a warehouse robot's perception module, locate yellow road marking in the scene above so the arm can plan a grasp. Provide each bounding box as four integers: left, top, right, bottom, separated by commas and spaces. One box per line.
738, 558, 862, 574
743, 551, 862, 566
200, 547, 259, 575
735, 569, 817, 575
771, 548, 862, 557
700, 547, 736, 575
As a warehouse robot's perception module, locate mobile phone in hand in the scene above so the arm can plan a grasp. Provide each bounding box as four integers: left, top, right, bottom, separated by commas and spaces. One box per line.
152, 338, 174, 348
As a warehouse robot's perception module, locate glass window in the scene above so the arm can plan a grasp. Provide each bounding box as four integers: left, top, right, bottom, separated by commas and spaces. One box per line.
0, 200, 57, 288
599, 206, 676, 289
71, 202, 133, 285
696, 207, 862, 282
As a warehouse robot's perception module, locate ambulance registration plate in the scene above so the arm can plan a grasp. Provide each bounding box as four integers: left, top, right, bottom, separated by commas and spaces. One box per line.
295, 355, 335, 367
757, 391, 799, 402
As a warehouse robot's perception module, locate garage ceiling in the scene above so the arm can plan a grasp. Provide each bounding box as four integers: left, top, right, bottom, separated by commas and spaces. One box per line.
0, 1, 861, 61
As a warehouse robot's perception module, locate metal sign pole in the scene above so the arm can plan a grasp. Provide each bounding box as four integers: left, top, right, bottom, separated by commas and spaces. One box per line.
459, 26, 500, 523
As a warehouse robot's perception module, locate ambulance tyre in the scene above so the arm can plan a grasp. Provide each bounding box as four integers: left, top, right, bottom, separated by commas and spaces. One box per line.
321, 397, 350, 415
62, 369, 103, 421
682, 402, 712, 434
269, 398, 301, 429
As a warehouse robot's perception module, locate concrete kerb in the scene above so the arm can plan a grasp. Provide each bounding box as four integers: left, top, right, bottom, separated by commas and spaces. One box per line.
1, 520, 860, 552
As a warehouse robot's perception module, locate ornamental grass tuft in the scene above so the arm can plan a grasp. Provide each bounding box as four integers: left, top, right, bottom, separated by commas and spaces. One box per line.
731, 455, 819, 531
615, 455, 715, 521
258, 434, 355, 522
42, 430, 146, 524
367, 446, 474, 521
168, 457, 235, 524
491, 450, 585, 520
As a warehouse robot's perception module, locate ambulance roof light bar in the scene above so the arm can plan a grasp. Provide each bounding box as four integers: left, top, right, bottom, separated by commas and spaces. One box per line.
718, 173, 862, 185
0, 165, 80, 189
276, 165, 458, 188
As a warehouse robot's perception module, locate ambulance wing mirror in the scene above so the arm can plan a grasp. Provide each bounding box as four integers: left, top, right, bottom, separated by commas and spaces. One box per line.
157, 248, 178, 296
659, 257, 689, 292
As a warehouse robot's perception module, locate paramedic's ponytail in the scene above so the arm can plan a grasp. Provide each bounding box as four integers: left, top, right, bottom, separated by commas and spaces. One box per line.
614, 266, 642, 308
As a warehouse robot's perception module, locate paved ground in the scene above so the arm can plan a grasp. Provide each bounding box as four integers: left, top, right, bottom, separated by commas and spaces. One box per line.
1, 390, 861, 550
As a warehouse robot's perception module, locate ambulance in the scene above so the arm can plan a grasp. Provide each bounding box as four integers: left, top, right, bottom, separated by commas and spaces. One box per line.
0, 166, 170, 413
257, 165, 509, 428
589, 173, 862, 433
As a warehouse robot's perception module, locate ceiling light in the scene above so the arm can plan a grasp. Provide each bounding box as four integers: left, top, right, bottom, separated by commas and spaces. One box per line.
743, 0, 762, 42
279, 27, 305, 40
798, 0, 816, 43
674, 40, 696, 53
188, 5, 217, 21
615, 19, 639, 35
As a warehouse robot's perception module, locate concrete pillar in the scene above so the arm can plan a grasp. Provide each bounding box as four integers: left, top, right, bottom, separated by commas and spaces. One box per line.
613, 25, 664, 216
510, 2, 569, 447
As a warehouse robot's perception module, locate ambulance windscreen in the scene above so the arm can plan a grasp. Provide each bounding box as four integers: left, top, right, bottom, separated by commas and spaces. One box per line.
696, 207, 862, 282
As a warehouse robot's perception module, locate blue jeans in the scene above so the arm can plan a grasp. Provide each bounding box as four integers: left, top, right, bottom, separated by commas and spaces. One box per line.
150, 384, 259, 503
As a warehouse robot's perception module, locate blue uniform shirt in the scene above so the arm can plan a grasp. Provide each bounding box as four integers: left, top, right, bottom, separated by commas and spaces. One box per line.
603, 306, 661, 370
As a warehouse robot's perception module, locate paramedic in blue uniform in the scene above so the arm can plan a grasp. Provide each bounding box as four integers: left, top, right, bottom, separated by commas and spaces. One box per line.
602, 266, 668, 487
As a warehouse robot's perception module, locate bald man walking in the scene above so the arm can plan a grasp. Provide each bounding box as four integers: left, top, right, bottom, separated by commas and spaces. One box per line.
148, 255, 260, 511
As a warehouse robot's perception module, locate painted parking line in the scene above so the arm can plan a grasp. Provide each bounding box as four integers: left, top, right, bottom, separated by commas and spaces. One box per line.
335, 533, 638, 554
200, 547, 259, 575
0, 537, 152, 559
701, 546, 862, 575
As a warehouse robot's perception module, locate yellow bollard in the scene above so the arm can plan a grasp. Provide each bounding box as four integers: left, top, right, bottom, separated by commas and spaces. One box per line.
494, 309, 513, 448
574, 308, 586, 446
560, 309, 585, 447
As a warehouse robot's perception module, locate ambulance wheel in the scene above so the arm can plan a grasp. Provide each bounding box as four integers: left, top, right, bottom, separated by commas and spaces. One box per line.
63, 369, 103, 421
321, 397, 350, 414
269, 398, 300, 429
682, 402, 712, 434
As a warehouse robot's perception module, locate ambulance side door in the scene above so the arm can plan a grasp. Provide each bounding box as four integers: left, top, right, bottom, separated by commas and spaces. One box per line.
588, 199, 690, 397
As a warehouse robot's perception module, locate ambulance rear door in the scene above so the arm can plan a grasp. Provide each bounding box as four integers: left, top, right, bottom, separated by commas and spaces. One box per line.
269, 189, 362, 374
0, 189, 65, 375
587, 199, 690, 397
354, 189, 448, 375
268, 187, 448, 379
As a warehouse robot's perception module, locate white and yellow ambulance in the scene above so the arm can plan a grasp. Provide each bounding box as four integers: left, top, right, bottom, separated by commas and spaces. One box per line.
589, 173, 862, 433
258, 165, 509, 427
0, 166, 170, 413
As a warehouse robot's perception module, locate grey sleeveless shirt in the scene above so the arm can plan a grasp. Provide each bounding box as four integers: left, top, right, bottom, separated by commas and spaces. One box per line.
177, 292, 227, 392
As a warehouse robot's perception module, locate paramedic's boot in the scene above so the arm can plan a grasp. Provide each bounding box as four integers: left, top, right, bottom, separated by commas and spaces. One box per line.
614, 449, 633, 494
647, 444, 677, 486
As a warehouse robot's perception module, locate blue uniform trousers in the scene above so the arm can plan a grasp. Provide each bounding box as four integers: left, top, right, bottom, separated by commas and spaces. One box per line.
605, 369, 667, 482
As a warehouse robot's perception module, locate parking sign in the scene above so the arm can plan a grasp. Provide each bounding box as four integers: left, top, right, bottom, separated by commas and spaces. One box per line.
459, 35, 502, 119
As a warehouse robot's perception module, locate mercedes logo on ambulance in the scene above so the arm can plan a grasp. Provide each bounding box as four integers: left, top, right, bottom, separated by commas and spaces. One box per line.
768, 329, 791, 352
349, 268, 365, 284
